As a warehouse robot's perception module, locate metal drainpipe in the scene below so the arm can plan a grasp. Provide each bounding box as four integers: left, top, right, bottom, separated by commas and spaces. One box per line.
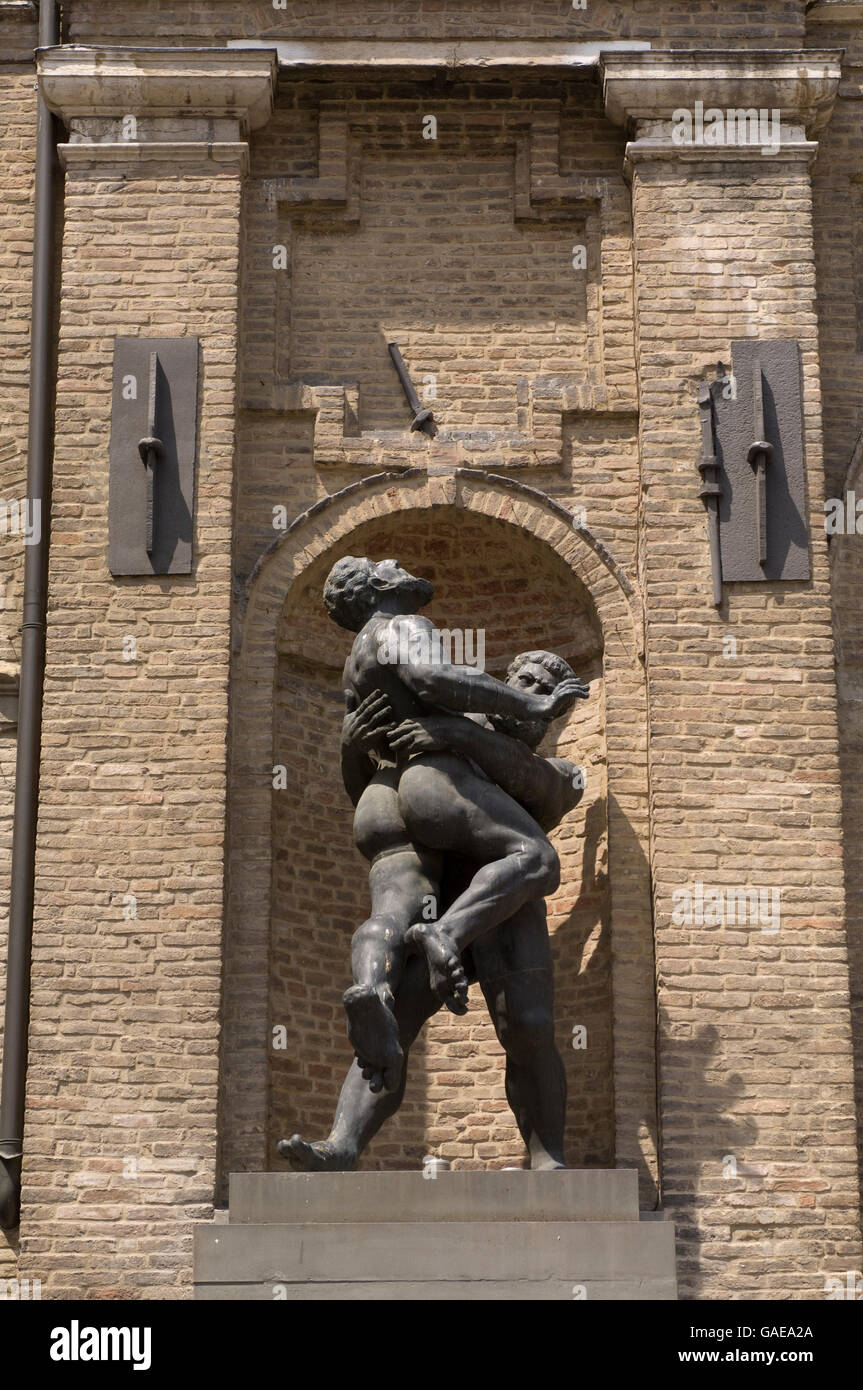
0, 0, 61, 1231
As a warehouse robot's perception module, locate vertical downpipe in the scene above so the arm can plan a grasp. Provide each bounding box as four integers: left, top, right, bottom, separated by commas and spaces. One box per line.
0, 0, 60, 1230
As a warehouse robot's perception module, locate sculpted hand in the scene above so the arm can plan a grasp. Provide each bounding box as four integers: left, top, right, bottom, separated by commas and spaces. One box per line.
387, 717, 449, 758
343, 690, 395, 753
530, 677, 590, 721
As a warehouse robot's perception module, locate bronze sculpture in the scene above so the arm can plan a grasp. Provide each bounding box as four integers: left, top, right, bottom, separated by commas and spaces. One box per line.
279, 557, 589, 1169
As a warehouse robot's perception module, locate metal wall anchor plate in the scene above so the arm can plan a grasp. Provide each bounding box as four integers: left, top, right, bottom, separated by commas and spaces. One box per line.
711, 339, 810, 584
108, 337, 199, 576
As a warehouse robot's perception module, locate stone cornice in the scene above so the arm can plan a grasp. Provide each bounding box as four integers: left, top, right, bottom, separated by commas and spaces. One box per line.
227, 37, 651, 71
37, 46, 278, 132
601, 49, 843, 137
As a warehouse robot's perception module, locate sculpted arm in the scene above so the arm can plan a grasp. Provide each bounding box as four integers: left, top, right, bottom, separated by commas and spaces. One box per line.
389, 712, 585, 831
389, 616, 586, 724
340, 690, 394, 806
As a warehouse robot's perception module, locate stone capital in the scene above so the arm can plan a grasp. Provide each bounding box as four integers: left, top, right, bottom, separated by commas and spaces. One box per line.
38, 44, 277, 130
601, 49, 842, 171
37, 45, 277, 173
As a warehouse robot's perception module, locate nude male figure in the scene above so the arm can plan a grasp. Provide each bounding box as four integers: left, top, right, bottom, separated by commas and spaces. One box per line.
323, 556, 587, 1088
280, 647, 587, 1169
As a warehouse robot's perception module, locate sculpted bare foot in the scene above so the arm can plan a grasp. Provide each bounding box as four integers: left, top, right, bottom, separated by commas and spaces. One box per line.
343, 983, 403, 1092
277, 1135, 357, 1172
405, 921, 469, 1015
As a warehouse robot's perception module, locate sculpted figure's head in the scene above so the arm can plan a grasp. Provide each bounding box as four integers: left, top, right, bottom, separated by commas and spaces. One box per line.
323, 556, 434, 632
494, 649, 579, 749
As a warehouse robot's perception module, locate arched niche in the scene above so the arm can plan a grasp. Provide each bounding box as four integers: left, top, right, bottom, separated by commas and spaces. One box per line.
219, 470, 657, 1202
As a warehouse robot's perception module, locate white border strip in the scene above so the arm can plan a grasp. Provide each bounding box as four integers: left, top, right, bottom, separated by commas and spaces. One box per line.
226, 38, 651, 69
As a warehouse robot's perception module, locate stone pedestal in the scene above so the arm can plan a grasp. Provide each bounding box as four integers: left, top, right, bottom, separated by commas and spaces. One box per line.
193, 1170, 677, 1301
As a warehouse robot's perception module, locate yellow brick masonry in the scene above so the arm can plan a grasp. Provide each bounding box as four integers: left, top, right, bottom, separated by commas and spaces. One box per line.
17, 153, 245, 1297
65, 0, 809, 47
809, 12, 863, 1235
626, 140, 863, 1294
1, 0, 862, 1304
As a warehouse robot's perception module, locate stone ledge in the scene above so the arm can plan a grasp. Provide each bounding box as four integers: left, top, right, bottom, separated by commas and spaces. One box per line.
195, 1277, 678, 1301
38, 45, 278, 131
602, 49, 843, 136
623, 138, 820, 176
227, 38, 652, 71
58, 141, 250, 172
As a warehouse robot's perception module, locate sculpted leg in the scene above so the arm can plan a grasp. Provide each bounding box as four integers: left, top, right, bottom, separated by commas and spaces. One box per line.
399, 759, 559, 1008
496, 975, 567, 1170
343, 842, 441, 1091
344, 914, 405, 1092
473, 904, 567, 1170
279, 956, 442, 1170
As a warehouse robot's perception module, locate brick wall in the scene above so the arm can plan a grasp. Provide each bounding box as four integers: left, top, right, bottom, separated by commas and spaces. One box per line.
810, 13, 863, 1234
235, 77, 638, 582
17, 149, 245, 1297
0, 0, 859, 1304
65, 0, 808, 45
832, 515, 863, 1242
630, 147, 862, 1296
811, 28, 863, 500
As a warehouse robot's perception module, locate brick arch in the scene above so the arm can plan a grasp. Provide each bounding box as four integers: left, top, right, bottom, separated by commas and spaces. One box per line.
220, 470, 657, 1201
242, 467, 642, 662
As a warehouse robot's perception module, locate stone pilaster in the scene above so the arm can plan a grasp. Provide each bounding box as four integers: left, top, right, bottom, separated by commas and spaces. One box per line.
602, 50, 863, 1298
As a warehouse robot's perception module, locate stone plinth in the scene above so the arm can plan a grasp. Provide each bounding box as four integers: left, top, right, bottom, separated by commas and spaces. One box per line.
194, 1171, 677, 1301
